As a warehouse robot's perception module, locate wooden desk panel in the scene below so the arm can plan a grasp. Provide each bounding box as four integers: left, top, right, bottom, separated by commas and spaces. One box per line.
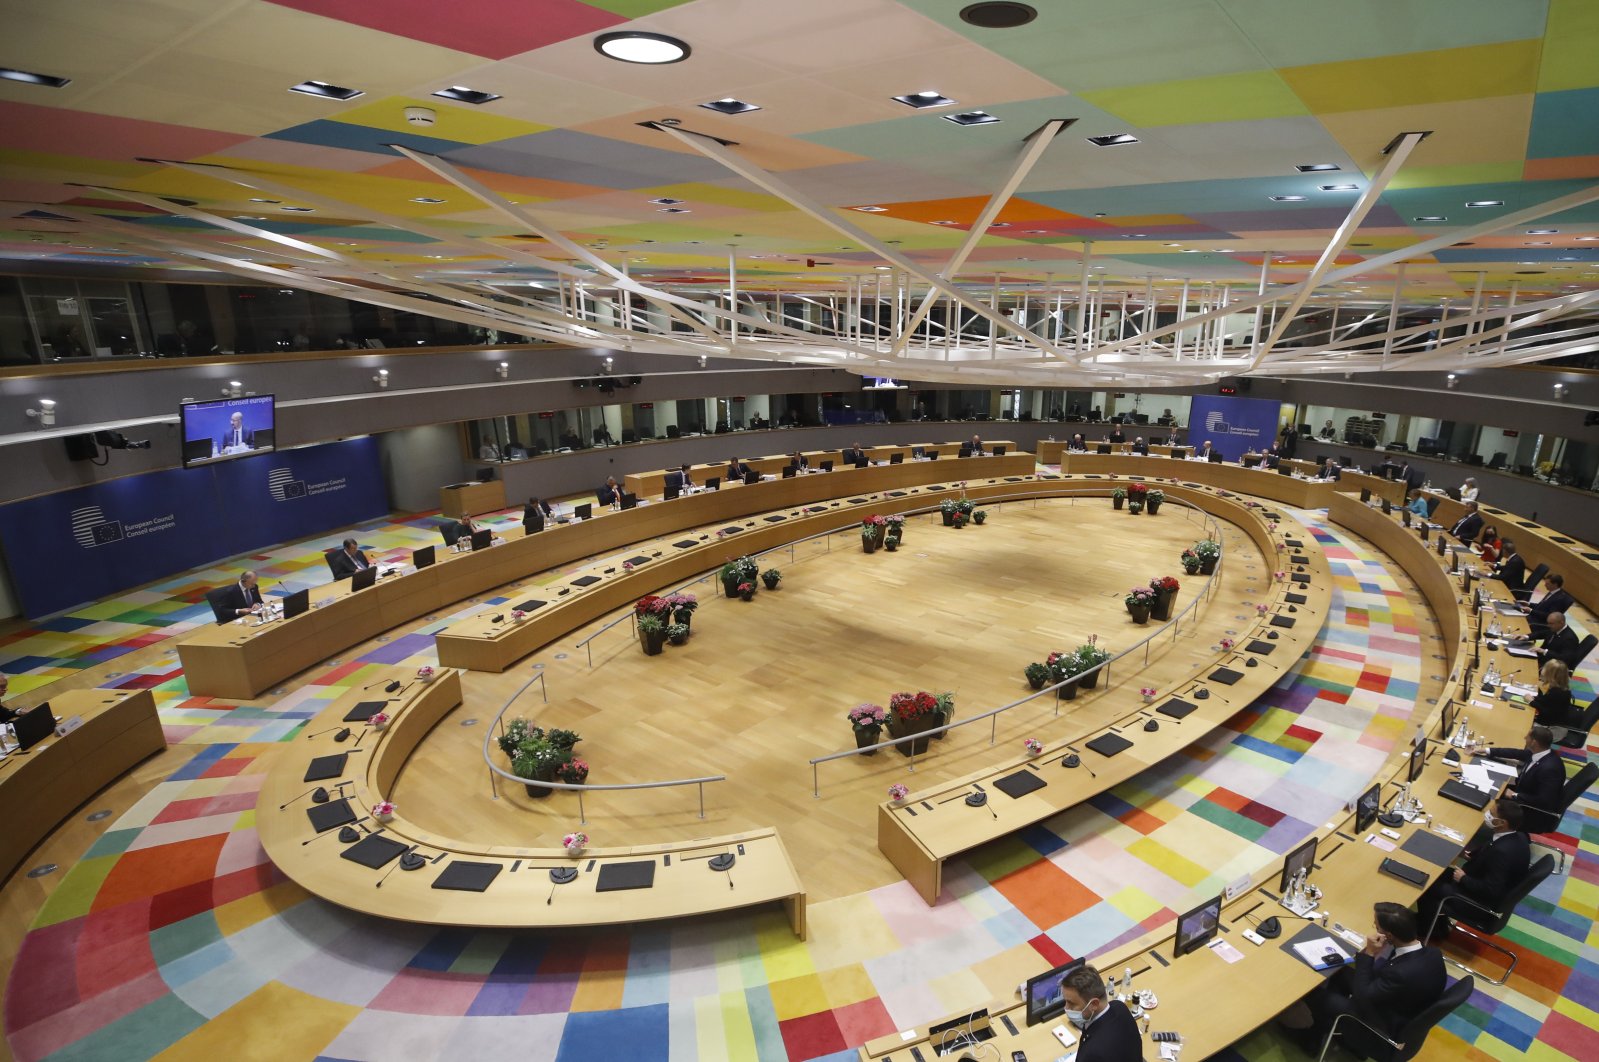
1339, 468, 1408, 506
440, 479, 506, 519
1055, 454, 1337, 508
623, 442, 1016, 497
0, 688, 163, 882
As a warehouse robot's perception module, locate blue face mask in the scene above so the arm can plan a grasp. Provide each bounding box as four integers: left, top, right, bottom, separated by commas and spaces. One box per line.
1066, 1000, 1099, 1029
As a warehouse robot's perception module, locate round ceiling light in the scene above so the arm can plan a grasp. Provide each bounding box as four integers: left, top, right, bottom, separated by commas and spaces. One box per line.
594, 31, 691, 64
960, 2, 1038, 29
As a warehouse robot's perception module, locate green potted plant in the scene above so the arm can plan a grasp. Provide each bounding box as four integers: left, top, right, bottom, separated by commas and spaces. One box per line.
1180, 548, 1202, 575
1193, 539, 1221, 574
667, 592, 697, 628
1111, 486, 1127, 511
1024, 662, 1050, 690
1127, 482, 1147, 514
1047, 651, 1083, 700
1076, 636, 1110, 689
861, 517, 883, 553
667, 621, 690, 646
972, 510, 987, 525
762, 568, 782, 590
638, 613, 667, 655
718, 559, 743, 598
884, 532, 901, 552
1150, 575, 1180, 621
497, 717, 538, 759
940, 497, 959, 526
511, 736, 568, 799
546, 727, 581, 752
1125, 585, 1156, 625
847, 703, 886, 755
885, 513, 906, 542
1146, 488, 1165, 515
931, 691, 955, 740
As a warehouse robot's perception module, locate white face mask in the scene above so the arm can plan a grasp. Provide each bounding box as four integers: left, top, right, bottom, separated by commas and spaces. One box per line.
1483, 808, 1501, 830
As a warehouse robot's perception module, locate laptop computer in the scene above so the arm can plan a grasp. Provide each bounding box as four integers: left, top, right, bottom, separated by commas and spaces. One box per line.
1097, 443, 1112, 454
14, 703, 58, 751
704, 476, 720, 491
959, 447, 972, 458
412, 545, 435, 570
1209, 452, 1225, 463
927, 451, 939, 460
855, 458, 868, 468
574, 503, 593, 520
991, 446, 1005, 456
1170, 447, 1187, 459
781, 466, 796, 479
664, 483, 681, 501
350, 566, 378, 591
619, 492, 638, 510
282, 588, 310, 619
470, 529, 493, 551
889, 453, 903, 464
744, 470, 760, 485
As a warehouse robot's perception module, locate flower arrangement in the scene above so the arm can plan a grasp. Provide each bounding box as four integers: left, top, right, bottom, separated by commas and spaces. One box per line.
555, 759, 589, 784
940, 497, 962, 513
1024, 737, 1043, 756
498, 718, 537, 757
637, 613, 665, 635
1147, 489, 1165, 503
666, 622, 690, 644
1193, 539, 1222, 560
1128, 482, 1148, 497
716, 529, 727, 539
1126, 585, 1157, 608
1274, 570, 1286, 581
1275, 541, 1286, 552
622, 561, 635, 572
1151, 575, 1180, 595
1180, 549, 1202, 574
416, 665, 435, 681
884, 514, 906, 531
848, 703, 887, 732
762, 568, 782, 589
635, 595, 672, 617
737, 581, 756, 600
1268, 522, 1279, 532
511, 609, 527, 622
888, 783, 909, 804
1076, 634, 1109, 668
889, 691, 940, 721
1045, 650, 1082, 682
972, 510, 987, 524
1218, 637, 1235, 651
1112, 486, 1128, 500
373, 800, 396, 821
1139, 686, 1156, 703
1025, 661, 1050, 688
1256, 603, 1269, 615
862, 514, 887, 531
563, 831, 587, 854
369, 711, 390, 730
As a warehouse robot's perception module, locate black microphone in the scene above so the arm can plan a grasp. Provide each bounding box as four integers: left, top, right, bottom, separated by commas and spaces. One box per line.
278, 786, 326, 810
377, 846, 416, 888
303, 816, 366, 845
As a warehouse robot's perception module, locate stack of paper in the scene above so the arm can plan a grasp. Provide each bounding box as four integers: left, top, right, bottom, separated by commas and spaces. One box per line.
1291, 937, 1350, 970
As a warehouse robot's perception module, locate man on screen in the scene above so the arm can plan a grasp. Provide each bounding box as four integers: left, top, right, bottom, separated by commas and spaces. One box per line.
328, 538, 372, 580
218, 412, 255, 454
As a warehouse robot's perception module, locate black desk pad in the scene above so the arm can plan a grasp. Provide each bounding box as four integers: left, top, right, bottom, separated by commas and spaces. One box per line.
343, 700, 388, 723
1085, 732, 1134, 758
571, 575, 601, 587
303, 753, 348, 783
848, 497, 869, 504
887, 491, 908, 497
1551, 535, 1574, 544
306, 798, 356, 833
433, 861, 502, 892
596, 860, 656, 892
1209, 667, 1244, 685
340, 833, 408, 869
1246, 639, 1276, 655
993, 771, 1046, 799
1400, 830, 1462, 867
720, 526, 743, 535
762, 515, 786, 523
1279, 923, 1353, 979
624, 555, 651, 565
1285, 539, 1305, 548
1158, 698, 1197, 719
1291, 573, 1311, 584
1285, 592, 1308, 605
1290, 554, 1309, 564
1270, 614, 1296, 628
513, 600, 547, 613
1004, 477, 1024, 482
673, 540, 699, 549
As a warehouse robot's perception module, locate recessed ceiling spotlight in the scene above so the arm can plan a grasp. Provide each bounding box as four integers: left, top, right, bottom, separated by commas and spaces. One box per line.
290, 79, 364, 101
1318, 183, 1359, 191
648, 197, 684, 205
959, 2, 1038, 28
1577, 236, 1599, 241
1126, 233, 1146, 238
931, 220, 960, 226
658, 206, 691, 213
433, 85, 502, 105
1, 66, 72, 88
1414, 215, 1447, 222
1465, 200, 1504, 208
1164, 242, 1181, 247
281, 206, 314, 212
1180, 248, 1201, 253
411, 196, 446, 204
892, 90, 956, 109
1023, 229, 1047, 234
1557, 256, 1579, 261
699, 97, 760, 115
594, 31, 691, 64
852, 205, 888, 212
249, 198, 280, 204
233, 215, 268, 221
874, 265, 892, 270
943, 110, 1001, 126
990, 222, 1012, 228
1269, 195, 1308, 202
1086, 133, 1139, 147
1527, 241, 1551, 246
1525, 229, 1558, 235
1295, 163, 1341, 172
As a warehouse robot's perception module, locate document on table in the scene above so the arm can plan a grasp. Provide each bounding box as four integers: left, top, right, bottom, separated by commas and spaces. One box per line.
1506, 647, 1539, 659
1292, 937, 1350, 970
1460, 765, 1496, 792
1208, 938, 1246, 964
1504, 683, 1538, 698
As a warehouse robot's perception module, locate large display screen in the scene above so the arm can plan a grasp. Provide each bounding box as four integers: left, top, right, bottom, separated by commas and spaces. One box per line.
181, 395, 276, 467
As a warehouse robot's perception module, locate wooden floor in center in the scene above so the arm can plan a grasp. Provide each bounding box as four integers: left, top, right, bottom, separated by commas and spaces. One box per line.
392, 498, 1270, 902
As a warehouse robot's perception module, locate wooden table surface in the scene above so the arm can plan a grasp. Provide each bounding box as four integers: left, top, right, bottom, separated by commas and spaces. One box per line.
622, 442, 1016, 498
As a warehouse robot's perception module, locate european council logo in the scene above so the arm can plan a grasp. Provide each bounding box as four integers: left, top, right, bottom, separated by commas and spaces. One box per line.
70, 506, 124, 547
267, 468, 307, 501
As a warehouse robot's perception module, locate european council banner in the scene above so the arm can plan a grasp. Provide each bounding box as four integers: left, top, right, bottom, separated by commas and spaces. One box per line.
0, 438, 387, 618
1187, 394, 1283, 462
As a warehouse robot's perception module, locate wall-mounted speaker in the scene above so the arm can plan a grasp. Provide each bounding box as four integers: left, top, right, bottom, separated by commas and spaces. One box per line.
64, 433, 98, 462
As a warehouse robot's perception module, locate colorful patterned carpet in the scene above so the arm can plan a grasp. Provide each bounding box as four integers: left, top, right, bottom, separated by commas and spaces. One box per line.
3, 512, 1595, 1061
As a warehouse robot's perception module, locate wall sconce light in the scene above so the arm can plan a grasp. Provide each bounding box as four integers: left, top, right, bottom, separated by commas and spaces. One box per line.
1553, 382, 1567, 400
603, 356, 614, 372
1445, 373, 1458, 389
26, 398, 56, 426
496, 361, 509, 379
698, 355, 708, 368
373, 369, 390, 389
221, 380, 243, 398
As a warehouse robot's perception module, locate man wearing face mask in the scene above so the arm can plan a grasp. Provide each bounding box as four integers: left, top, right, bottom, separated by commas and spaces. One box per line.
1415, 799, 1530, 939
1476, 726, 1565, 834
1057, 964, 1143, 1061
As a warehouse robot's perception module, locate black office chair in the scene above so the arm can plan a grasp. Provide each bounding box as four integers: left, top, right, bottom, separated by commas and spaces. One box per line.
1317, 974, 1473, 1062
1513, 563, 1549, 602
1488, 451, 1507, 469
323, 549, 341, 577
1424, 497, 1443, 518
621, 428, 637, 444
1555, 697, 1599, 750
1523, 761, 1598, 873
1425, 854, 1555, 984
1572, 633, 1599, 670
440, 521, 464, 547
205, 586, 235, 625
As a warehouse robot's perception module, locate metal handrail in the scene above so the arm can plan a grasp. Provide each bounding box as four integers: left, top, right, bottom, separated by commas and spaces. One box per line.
802, 490, 1240, 794
479, 667, 726, 825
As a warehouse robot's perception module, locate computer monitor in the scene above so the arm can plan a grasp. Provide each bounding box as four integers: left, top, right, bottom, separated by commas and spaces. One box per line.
889, 453, 904, 464
927, 451, 939, 460
574, 503, 593, 520
705, 476, 721, 491
351, 566, 378, 591
958, 447, 972, 458
781, 466, 796, 479
1401, 508, 1412, 528
1407, 737, 1428, 783
1278, 465, 1294, 476
855, 457, 868, 469
180, 394, 276, 468
992, 446, 1005, 457
13, 703, 57, 751
1242, 455, 1261, 468
1382, 498, 1393, 515
1174, 894, 1224, 957
281, 588, 310, 619
1439, 697, 1458, 742
1096, 443, 1112, 454
1208, 452, 1225, 463
1170, 447, 1187, 460
1024, 959, 1085, 1026
744, 469, 760, 485
470, 529, 493, 551
595, 488, 611, 505
1279, 836, 1318, 892
620, 492, 638, 510
1355, 782, 1382, 833
413, 545, 435, 570
664, 483, 681, 501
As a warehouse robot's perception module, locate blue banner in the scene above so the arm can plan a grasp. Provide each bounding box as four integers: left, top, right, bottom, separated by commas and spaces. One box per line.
0, 438, 388, 618
1187, 395, 1284, 461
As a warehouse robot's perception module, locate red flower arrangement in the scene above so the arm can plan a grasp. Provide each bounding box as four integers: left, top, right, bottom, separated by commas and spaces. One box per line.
634, 595, 672, 617
1151, 575, 1180, 594
1128, 482, 1149, 496
862, 514, 888, 528
889, 691, 939, 721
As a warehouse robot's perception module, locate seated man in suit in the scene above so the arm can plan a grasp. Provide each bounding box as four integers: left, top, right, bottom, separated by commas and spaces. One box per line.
1522, 573, 1575, 631
1450, 501, 1484, 543
726, 457, 751, 481
1417, 799, 1531, 938
1280, 902, 1446, 1057
1068, 433, 1088, 452
328, 537, 371, 579
441, 516, 479, 547
0, 671, 20, 726
1260, 445, 1281, 469
1477, 726, 1565, 834
1319, 458, 1341, 481
1192, 441, 1215, 461
841, 442, 865, 465
1129, 436, 1149, 455
1494, 539, 1527, 592
789, 451, 809, 472
522, 497, 552, 534
218, 571, 265, 619
1058, 964, 1143, 1062
1536, 612, 1583, 669
218, 411, 255, 454
664, 464, 694, 493
1107, 426, 1125, 444
968, 434, 984, 455
1400, 461, 1425, 493
597, 477, 621, 507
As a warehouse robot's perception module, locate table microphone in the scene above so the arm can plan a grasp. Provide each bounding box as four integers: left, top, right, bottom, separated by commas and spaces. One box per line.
278, 785, 328, 810
377, 846, 417, 888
